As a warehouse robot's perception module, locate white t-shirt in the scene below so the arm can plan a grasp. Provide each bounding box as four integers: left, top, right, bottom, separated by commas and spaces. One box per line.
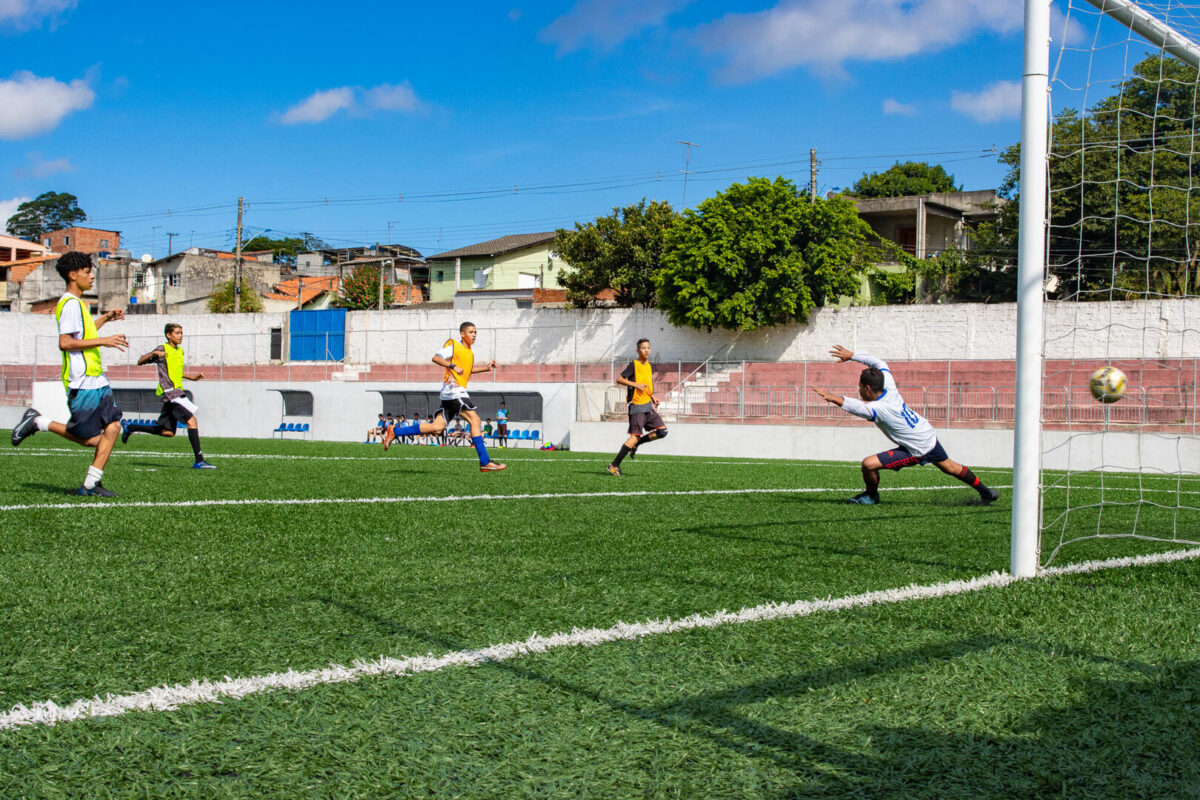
840, 352, 938, 456
436, 342, 469, 400
56, 294, 109, 390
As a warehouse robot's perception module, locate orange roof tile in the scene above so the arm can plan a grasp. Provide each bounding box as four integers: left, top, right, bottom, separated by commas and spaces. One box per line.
264, 275, 339, 305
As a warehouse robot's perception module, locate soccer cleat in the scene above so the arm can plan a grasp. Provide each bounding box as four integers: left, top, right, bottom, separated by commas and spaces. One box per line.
980, 487, 1000, 505
480, 462, 507, 472
192, 460, 217, 470
73, 482, 117, 498
120, 424, 133, 444
606, 464, 622, 477
381, 428, 395, 451
11, 408, 40, 446
847, 491, 879, 505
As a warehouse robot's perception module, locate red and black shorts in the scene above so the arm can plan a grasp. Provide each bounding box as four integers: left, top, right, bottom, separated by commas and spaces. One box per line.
876, 440, 949, 471
627, 404, 666, 436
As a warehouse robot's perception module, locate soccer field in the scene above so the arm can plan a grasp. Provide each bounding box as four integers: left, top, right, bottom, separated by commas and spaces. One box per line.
2, 435, 1198, 798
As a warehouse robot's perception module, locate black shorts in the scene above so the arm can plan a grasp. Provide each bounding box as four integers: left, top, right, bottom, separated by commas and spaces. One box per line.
876, 440, 949, 471
65, 386, 123, 440
628, 406, 666, 435
436, 395, 477, 422
158, 400, 195, 429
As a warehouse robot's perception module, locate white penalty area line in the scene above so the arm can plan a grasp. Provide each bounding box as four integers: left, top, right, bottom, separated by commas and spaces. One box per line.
0, 483, 1012, 513
3, 545, 1198, 732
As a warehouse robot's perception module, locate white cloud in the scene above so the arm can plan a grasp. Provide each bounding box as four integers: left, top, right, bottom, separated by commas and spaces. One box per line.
540, 0, 695, 54
366, 82, 422, 112
0, 0, 76, 31
0, 196, 31, 229
882, 98, 916, 116
280, 87, 355, 124
690, 0, 1022, 81
280, 83, 427, 124
14, 151, 75, 179
950, 80, 1022, 122
0, 71, 93, 139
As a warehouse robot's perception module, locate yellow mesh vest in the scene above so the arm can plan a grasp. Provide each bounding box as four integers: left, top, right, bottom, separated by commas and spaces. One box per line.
443, 339, 474, 388
157, 343, 185, 396
54, 295, 103, 390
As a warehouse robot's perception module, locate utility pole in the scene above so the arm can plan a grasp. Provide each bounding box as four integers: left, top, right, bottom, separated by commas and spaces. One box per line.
166, 232, 179, 255
677, 139, 700, 207
234, 196, 244, 313
809, 148, 819, 204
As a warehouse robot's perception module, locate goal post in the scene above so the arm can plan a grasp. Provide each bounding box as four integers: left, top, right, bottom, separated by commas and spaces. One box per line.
1013, 0, 1200, 576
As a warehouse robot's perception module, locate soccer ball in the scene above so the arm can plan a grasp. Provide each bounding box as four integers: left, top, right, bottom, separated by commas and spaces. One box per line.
1089, 366, 1127, 403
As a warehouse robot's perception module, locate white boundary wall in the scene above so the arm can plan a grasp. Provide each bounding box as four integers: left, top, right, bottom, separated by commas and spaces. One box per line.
3, 298, 1198, 366
570, 421, 1200, 473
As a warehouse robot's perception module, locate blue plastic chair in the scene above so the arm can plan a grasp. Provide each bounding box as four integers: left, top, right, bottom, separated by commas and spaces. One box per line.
520, 430, 531, 440
531, 430, 540, 440
299, 423, 310, 433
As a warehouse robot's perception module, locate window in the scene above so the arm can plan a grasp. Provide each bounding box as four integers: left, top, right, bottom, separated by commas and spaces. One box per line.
63, 236, 70, 246
435, 270, 444, 282
473, 269, 487, 289
270, 328, 283, 360
43, 238, 50, 247
133, 271, 145, 287
166, 273, 181, 287
99, 239, 110, 250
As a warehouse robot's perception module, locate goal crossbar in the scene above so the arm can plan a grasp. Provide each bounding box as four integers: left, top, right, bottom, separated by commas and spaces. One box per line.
1080, 0, 1200, 67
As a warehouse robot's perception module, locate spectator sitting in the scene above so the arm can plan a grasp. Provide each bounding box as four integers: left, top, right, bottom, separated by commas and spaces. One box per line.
482, 418, 494, 439
450, 419, 470, 445
368, 413, 386, 443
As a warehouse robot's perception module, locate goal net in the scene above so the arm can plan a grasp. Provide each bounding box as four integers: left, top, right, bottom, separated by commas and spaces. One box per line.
1015, 0, 1200, 572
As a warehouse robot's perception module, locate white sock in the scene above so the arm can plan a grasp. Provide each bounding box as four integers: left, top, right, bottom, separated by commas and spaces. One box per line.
83, 465, 103, 490
35, 415, 50, 432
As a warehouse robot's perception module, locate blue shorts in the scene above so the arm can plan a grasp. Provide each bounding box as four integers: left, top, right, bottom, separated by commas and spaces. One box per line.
876, 440, 949, 471
66, 386, 123, 440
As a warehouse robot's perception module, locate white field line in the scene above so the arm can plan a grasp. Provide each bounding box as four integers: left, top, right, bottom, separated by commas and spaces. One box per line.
0, 484, 1012, 513
3, 545, 1198, 732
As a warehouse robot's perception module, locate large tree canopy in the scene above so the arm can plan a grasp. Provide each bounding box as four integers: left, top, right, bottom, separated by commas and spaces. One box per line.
553, 199, 678, 308
207, 279, 264, 313
985, 54, 1200, 300
655, 177, 883, 331
5, 191, 87, 239
845, 162, 960, 198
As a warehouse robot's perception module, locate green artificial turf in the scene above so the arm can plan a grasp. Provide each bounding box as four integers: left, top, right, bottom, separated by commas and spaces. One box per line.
1, 434, 1197, 798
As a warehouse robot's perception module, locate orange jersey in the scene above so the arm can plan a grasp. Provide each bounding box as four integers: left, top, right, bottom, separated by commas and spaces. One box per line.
441, 338, 474, 389
621, 359, 654, 405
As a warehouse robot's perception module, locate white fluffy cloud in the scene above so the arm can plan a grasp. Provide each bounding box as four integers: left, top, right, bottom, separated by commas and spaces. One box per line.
280, 83, 425, 124
280, 88, 355, 124
540, 0, 695, 53
691, 0, 1022, 81
14, 151, 75, 179
0, 71, 93, 139
0, 0, 76, 30
950, 80, 1022, 122
0, 196, 31, 228
882, 98, 916, 116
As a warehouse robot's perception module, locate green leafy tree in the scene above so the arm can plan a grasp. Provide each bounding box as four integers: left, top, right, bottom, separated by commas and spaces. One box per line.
554, 199, 678, 307
241, 235, 327, 265
845, 162, 961, 198
5, 191, 87, 239
987, 54, 1200, 300
333, 265, 382, 310
655, 177, 883, 331
207, 279, 264, 313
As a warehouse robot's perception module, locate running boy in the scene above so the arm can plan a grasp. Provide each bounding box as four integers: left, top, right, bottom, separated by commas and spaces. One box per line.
121, 323, 215, 469
811, 345, 999, 505
11, 252, 128, 496
382, 322, 506, 472
606, 337, 668, 477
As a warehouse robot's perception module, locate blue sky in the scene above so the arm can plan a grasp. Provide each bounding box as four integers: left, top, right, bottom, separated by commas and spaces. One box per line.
0, 0, 1126, 259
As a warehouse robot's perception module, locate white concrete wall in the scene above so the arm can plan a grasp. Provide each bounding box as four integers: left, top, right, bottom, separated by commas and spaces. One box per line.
31, 380, 577, 445
5, 297, 1198, 367
569, 421, 1200, 473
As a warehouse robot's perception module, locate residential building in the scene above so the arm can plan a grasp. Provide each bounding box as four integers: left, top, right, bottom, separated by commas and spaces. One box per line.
426, 232, 566, 308
0, 233, 51, 263
139, 248, 279, 313
42, 226, 121, 256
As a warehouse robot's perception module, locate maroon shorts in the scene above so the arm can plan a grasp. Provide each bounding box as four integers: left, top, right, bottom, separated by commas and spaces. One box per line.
876, 440, 949, 471
628, 406, 666, 435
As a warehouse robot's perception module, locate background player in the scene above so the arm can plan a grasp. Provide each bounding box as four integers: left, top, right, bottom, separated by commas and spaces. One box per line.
811, 345, 999, 505
607, 337, 668, 476
383, 322, 506, 472
11, 252, 127, 496
121, 323, 215, 469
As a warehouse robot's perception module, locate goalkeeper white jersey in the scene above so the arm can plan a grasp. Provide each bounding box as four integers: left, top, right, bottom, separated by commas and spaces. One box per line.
839, 352, 938, 457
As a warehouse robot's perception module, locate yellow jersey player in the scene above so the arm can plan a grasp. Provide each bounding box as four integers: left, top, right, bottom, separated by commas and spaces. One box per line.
121, 322, 215, 469
607, 338, 668, 476
11, 252, 128, 496
383, 321, 506, 472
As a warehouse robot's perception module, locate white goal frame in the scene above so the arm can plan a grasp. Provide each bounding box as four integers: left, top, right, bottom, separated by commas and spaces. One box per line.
1011, 0, 1200, 577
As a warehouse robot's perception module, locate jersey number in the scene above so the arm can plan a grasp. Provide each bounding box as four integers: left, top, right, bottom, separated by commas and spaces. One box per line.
900, 403, 920, 429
